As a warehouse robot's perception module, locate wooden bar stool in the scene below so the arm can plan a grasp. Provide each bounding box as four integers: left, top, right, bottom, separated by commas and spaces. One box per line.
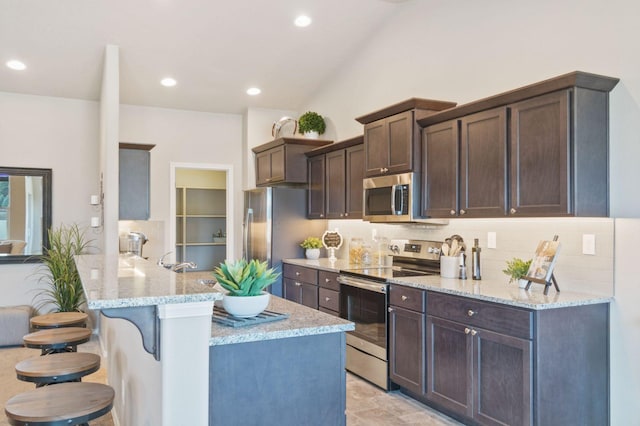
15, 352, 101, 387
30, 312, 88, 330
23, 327, 92, 355
4, 382, 114, 426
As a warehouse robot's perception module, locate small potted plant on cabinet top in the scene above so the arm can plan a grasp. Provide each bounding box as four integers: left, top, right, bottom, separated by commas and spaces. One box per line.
502, 257, 533, 288
213, 259, 280, 318
298, 111, 326, 139
300, 236, 323, 260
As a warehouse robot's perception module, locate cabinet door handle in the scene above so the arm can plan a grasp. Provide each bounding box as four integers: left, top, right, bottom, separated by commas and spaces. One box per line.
450, 210, 456, 215
325, 297, 331, 302
325, 278, 331, 283
471, 329, 477, 336
401, 295, 408, 301
464, 327, 471, 335
467, 309, 476, 317
388, 307, 394, 313
459, 209, 466, 215
294, 282, 301, 287
295, 271, 300, 276
345, 213, 349, 217
340, 213, 344, 217
510, 208, 517, 214
320, 214, 324, 218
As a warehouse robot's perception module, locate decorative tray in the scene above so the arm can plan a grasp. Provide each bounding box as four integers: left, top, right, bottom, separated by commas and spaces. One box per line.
212, 306, 289, 327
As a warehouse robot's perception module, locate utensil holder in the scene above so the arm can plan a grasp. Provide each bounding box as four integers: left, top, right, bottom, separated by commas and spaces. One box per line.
440, 255, 461, 278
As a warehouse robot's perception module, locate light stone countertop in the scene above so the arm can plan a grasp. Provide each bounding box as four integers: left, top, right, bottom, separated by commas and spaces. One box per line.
209, 288, 354, 346
75, 254, 223, 310
283, 258, 612, 310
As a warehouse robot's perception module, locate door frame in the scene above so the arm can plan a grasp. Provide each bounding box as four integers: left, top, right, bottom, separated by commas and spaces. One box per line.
169, 162, 234, 264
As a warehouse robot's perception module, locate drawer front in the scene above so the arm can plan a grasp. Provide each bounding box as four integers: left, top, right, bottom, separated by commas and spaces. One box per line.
319, 307, 340, 318
389, 285, 426, 313
319, 288, 340, 312
427, 292, 532, 339
283, 264, 318, 284
318, 270, 340, 291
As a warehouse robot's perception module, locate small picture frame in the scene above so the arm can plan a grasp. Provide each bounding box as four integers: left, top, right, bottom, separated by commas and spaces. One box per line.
524, 236, 561, 295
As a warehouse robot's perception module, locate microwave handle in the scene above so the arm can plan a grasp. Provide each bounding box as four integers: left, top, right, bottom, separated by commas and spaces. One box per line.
392, 184, 404, 215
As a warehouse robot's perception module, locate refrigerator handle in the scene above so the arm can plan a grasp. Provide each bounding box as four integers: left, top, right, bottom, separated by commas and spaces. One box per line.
243, 208, 253, 259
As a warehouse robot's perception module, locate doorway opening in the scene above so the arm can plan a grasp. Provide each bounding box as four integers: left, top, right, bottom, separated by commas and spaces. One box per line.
170, 163, 233, 272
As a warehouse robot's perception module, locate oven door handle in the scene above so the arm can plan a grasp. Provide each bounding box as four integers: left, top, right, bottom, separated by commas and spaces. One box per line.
338, 275, 387, 294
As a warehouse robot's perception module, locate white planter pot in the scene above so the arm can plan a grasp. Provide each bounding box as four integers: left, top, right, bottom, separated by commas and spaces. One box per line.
305, 248, 320, 259
304, 131, 319, 139
222, 292, 270, 318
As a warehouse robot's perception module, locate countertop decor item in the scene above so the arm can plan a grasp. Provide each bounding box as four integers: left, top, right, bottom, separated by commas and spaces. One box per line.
298, 111, 326, 138
35, 224, 92, 312
503, 257, 533, 288
300, 236, 323, 259
213, 259, 280, 317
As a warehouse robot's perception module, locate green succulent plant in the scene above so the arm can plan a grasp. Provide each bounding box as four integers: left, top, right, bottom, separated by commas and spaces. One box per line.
213, 259, 280, 296
300, 237, 323, 249
298, 111, 326, 135
502, 258, 533, 283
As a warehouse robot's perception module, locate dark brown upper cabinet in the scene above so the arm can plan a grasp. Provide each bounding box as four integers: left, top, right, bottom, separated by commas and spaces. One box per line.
356, 98, 457, 178
306, 136, 364, 220
253, 137, 331, 187
419, 71, 619, 218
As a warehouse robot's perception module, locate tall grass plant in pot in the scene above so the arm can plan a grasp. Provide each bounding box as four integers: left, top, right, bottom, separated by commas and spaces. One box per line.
213, 259, 280, 317
35, 224, 92, 312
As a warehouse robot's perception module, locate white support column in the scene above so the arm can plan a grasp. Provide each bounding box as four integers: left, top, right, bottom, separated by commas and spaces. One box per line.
157, 301, 214, 426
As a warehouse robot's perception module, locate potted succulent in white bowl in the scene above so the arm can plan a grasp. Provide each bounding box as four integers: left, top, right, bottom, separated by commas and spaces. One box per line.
213, 259, 280, 318
298, 111, 326, 139
300, 237, 323, 259
502, 257, 533, 288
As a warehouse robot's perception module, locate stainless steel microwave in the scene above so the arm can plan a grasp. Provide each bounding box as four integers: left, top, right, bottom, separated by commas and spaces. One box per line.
362, 172, 420, 223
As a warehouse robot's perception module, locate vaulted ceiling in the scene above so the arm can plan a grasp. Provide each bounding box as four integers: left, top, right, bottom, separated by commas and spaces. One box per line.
0, 0, 408, 114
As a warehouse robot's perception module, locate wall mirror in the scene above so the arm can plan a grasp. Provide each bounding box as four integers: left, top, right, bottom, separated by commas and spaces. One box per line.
0, 167, 52, 263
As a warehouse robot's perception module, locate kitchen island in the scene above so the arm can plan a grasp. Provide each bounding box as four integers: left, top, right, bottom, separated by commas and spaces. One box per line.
75, 254, 353, 426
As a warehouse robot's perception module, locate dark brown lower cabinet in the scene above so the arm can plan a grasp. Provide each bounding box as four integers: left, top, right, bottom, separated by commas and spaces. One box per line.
283, 278, 318, 309
426, 316, 532, 426
388, 306, 425, 395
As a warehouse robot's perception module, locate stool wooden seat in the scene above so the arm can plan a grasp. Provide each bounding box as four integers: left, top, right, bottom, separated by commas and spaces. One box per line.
4, 382, 114, 426
23, 327, 92, 355
15, 352, 101, 387
30, 312, 88, 330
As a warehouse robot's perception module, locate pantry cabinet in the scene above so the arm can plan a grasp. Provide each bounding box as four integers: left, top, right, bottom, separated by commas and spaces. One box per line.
419, 71, 619, 218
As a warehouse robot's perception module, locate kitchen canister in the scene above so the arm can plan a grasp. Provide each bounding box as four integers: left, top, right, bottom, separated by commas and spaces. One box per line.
440, 255, 461, 278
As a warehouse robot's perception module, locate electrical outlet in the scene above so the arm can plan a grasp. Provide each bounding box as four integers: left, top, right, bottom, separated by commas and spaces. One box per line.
582, 234, 596, 255
487, 232, 497, 249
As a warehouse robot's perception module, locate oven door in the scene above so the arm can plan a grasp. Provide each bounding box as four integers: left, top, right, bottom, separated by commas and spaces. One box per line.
338, 275, 387, 361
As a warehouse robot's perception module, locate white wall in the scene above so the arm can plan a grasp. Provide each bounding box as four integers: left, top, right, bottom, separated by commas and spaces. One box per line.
305, 1, 639, 423
0, 92, 100, 308
119, 104, 243, 259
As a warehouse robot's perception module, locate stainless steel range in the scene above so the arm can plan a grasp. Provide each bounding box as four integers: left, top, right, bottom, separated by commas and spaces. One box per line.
337, 239, 443, 390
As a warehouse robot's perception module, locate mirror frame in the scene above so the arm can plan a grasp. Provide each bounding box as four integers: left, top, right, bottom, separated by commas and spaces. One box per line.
0, 167, 52, 264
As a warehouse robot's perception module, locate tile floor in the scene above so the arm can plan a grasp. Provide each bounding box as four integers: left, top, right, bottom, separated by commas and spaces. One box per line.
346, 374, 462, 426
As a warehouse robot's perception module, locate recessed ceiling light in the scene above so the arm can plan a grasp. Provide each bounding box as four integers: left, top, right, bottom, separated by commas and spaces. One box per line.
246, 87, 261, 96
294, 15, 312, 27
161, 77, 177, 87
6, 60, 26, 71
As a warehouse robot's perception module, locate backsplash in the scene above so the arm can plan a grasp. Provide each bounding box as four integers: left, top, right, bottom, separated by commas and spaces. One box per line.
327, 217, 614, 297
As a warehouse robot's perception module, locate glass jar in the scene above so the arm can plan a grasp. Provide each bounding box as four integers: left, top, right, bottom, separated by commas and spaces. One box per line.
349, 238, 363, 264
361, 242, 372, 266
374, 237, 389, 266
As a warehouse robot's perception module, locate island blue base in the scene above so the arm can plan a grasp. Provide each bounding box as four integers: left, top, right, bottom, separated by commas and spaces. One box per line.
209, 332, 347, 426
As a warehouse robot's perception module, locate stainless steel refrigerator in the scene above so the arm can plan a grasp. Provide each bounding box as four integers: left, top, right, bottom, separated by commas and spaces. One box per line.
243, 187, 327, 297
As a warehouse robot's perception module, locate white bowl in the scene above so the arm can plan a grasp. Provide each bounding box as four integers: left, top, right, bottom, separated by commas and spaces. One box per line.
222, 292, 270, 318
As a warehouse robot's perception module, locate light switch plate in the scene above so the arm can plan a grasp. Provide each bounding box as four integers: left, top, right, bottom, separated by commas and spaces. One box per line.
487, 232, 497, 249
582, 234, 596, 255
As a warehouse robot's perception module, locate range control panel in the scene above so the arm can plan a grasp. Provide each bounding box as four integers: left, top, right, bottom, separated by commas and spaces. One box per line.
389, 239, 443, 261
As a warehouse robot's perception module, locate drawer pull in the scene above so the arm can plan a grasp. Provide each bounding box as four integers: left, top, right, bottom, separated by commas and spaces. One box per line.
401, 295, 408, 301
467, 309, 476, 317
471, 329, 477, 336
294, 282, 301, 287
325, 278, 331, 282
388, 307, 394, 313
295, 271, 300, 276
325, 297, 331, 302
464, 327, 471, 335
